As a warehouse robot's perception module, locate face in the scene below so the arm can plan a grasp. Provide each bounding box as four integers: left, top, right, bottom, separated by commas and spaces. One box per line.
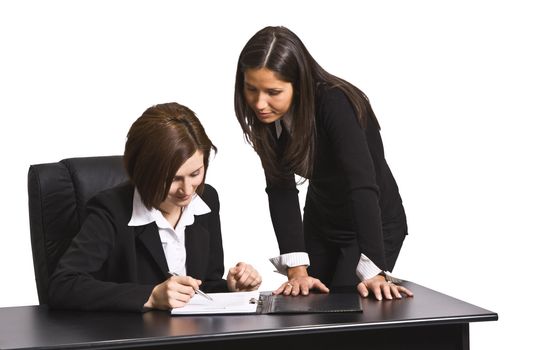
161, 150, 205, 211
243, 67, 294, 124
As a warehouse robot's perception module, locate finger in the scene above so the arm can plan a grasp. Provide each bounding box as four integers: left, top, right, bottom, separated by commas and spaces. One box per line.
168, 288, 193, 303
169, 299, 188, 309
237, 269, 252, 287
234, 272, 254, 291
170, 276, 198, 295
372, 284, 383, 301
398, 286, 414, 297
300, 282, 310, 296
252, 272, 262, 287
357, 282, 369, 298
168, 289, 194, 309
174, 284, 196, 296
168, 275, 188, 286
227, 279, 237, 292
233, 262, 246, 278
311, 279, 330, 293
228, 266, 237, 277
291, 282, 301, 296
185, 276, 201, 290
240, 271, 262, 290
273, 281, 290, 295
382, 283, 393, 300
391, 284, 402, 299
283, 282, 293, 296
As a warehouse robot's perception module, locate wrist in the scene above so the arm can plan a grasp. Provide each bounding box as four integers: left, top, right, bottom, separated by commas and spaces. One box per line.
376, 271, 388, 281
377, 271, 403, 284
287, 265, 308, 279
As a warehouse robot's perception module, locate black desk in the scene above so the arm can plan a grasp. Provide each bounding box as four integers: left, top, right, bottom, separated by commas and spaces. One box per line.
0, 282, 497, 350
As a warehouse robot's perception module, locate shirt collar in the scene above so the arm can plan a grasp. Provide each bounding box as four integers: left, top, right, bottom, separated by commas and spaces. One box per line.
128, 188, 211, 228
275, 115, 292, 139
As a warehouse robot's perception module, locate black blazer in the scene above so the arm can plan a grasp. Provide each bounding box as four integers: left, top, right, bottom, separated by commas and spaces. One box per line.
266, 85, 407, 272
48, 182, 228, 312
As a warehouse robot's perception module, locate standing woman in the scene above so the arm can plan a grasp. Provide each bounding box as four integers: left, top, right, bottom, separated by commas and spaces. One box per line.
234, 26, 412, 300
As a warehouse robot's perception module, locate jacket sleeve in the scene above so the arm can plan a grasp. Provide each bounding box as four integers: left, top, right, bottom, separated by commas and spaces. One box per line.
48, 194, 154, 312
264, 125, 306, 255
319, 88, 387, 271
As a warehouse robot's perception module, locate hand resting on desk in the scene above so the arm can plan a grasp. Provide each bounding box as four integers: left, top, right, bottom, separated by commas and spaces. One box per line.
273, 265, 330, 296
357, 274, 414, 300
272, 266, 414, 300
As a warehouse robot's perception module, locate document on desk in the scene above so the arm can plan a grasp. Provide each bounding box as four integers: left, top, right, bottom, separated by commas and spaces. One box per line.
171, 291, 362, 315
171, 291, 259, 315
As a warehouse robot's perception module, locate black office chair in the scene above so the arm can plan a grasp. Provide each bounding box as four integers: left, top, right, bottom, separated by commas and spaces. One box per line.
27, 156, 128, 305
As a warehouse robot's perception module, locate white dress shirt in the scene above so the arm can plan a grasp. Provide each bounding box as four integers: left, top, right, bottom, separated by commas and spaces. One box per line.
127, 188, 211, 276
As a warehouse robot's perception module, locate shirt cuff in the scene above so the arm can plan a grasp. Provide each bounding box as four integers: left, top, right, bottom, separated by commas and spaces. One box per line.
269, 252, 310, 276
356, 253, 383, 281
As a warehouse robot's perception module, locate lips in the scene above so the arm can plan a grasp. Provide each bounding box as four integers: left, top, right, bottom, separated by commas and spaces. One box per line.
175, 195, 191, 201
257, 111, 273, 119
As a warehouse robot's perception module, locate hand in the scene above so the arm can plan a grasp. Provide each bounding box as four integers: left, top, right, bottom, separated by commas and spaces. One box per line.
357, 274, 414, 300
227, 262, 262, 291
144, 275, 201, 310
273, 265, 329, 296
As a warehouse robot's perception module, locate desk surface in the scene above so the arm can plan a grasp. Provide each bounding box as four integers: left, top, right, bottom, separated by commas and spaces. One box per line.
0, 281, 497, 350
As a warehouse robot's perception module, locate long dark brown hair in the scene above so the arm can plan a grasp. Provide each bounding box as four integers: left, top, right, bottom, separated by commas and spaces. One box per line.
124, 102, 216, 209
234, 26, 379, 181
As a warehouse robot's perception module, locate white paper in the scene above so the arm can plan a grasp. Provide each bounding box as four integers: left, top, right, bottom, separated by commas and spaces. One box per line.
171, 291, 260, 315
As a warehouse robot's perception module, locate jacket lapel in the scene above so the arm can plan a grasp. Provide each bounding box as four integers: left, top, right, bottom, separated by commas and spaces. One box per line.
184, 221, 210, 278
136, 224, 169, 276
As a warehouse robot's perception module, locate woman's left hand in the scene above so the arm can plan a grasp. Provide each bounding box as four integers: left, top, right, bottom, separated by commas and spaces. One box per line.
357, 274, 414, 300
226, 262, 262, 291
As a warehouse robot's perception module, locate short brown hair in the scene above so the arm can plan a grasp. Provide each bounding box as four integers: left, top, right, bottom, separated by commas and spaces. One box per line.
124, 102, 216, 209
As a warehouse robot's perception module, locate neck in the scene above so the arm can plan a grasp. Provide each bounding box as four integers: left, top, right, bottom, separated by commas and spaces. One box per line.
162, 206, 184, 229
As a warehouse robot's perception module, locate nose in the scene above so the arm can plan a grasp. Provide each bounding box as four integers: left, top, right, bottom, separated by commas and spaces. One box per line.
255, 92, 268, 110
176, 178, 194, 196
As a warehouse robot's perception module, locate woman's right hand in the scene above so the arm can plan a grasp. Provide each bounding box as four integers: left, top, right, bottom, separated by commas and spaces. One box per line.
144, 275, 201, 310
273, 265, 329, 296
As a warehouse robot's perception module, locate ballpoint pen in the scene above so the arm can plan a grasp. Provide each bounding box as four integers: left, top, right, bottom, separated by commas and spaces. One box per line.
168, 271, 213, 301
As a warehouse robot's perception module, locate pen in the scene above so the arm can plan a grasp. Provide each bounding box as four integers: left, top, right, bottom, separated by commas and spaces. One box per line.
168, 271, 213, 301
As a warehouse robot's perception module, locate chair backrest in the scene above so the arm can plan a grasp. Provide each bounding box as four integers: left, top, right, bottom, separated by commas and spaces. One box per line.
27, 156, 129, 305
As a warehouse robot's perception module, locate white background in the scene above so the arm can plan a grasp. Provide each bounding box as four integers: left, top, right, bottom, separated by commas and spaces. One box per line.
1, 1, 533, 348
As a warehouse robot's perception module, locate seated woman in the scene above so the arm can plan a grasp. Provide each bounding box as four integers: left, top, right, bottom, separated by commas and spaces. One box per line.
48, 102, 262, 312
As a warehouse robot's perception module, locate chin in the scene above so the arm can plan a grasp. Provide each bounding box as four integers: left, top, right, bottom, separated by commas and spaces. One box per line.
180, 197, 194, 206
257, 115, 281, 124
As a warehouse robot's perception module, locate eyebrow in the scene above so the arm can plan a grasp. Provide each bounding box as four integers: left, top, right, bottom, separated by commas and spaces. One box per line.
244, 82, 283, 92
174, 165, 204, 179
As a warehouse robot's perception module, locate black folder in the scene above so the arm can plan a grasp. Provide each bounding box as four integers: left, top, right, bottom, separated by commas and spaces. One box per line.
256, 292, 362, 314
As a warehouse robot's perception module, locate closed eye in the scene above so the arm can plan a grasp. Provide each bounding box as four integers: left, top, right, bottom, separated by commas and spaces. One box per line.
173, 166, 203, 182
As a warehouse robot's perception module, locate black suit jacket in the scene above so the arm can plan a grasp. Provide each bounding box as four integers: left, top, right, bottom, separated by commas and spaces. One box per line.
48, 182, 228, 312
266, 85, 407, 272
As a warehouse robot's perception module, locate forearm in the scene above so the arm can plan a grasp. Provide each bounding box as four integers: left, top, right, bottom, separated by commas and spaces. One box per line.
49, 272, 153, 312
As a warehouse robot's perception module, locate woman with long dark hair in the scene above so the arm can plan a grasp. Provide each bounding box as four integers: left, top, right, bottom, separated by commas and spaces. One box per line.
235, 26, 412, 300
